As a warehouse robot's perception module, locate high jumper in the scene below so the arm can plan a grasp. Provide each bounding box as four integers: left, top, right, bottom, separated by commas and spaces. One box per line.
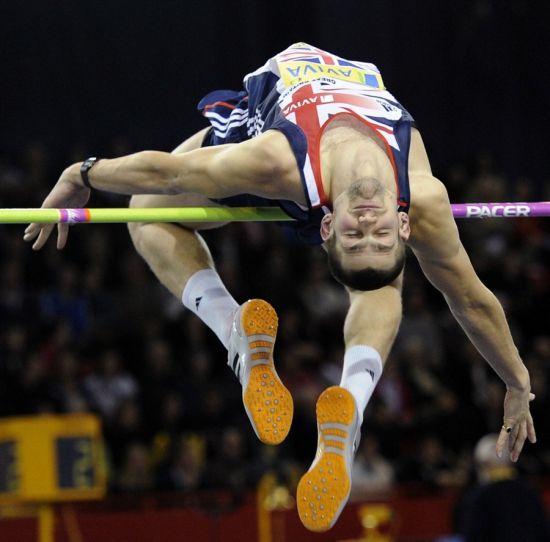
23, 43, 536, 532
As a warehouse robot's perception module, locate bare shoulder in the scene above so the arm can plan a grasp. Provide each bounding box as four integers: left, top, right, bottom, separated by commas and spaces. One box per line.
408, 175, 461, 262
410, 175, 449, 220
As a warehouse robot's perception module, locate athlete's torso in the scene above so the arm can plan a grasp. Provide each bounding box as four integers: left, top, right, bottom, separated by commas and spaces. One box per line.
199, 43, 415, 244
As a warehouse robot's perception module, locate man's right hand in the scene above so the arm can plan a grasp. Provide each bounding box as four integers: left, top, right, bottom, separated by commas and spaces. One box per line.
23, 163, 90, 250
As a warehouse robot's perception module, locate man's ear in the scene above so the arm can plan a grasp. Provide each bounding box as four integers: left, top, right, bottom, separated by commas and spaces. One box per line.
398, 211, 411, 241
320, 213, 333, 243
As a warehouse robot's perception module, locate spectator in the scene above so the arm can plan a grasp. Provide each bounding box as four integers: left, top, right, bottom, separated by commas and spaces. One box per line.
206, 427, 266, 491
399, 435, 464, 489
84, 348, 139, 423
454, 434, 550, 542
46, 348, 90, 413
115, 442, 155, 493
351, 435, 395, 498
38, 264, 90, 337
106, 399, 147, 469
156, 433, 207, 491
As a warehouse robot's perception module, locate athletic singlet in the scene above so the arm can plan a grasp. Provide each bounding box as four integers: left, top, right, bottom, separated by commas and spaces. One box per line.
198, 42, 414, 244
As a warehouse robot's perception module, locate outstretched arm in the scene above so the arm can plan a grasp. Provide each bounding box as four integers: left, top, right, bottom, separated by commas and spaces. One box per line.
24, 130, 303, 250
51, 134, 296, 198
409, 178, 536, 462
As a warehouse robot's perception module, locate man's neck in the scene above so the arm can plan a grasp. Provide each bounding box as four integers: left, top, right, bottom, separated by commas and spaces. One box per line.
320, 117, 396, 205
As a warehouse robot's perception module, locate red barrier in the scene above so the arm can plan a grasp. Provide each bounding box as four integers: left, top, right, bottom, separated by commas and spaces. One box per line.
0, 485, 548, 542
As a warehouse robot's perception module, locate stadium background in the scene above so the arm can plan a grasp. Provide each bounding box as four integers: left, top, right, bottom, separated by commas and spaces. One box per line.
1, 1, 549, 540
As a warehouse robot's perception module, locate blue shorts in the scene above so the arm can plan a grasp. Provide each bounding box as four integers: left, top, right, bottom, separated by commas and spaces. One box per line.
199, 95, 325, 246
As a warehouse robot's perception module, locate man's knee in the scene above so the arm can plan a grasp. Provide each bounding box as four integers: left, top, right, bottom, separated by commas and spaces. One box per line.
127, 219, 147, 253
127, 215, 172, 260
127, 195, 200, 254
127, 195, 157, 247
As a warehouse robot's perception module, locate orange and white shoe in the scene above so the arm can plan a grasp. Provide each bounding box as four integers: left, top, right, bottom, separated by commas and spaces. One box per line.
227, 299, 293, 445
297, 386, 360, 532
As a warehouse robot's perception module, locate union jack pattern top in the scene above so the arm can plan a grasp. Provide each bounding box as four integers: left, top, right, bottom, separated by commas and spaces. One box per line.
198, 43, 414, 245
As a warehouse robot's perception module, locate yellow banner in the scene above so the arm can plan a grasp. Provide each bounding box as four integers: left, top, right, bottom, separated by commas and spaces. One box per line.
279, 60, 385, 89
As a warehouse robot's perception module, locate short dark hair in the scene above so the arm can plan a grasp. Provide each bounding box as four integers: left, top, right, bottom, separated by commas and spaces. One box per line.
325, 239, 406, 291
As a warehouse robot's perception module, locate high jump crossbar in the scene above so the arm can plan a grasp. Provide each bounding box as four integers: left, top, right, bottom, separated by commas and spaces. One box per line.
0, 202, 549, 224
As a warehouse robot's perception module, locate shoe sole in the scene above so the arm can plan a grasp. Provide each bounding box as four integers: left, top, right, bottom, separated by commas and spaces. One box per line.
241, 299, 293, 445
297, 386, 356, 532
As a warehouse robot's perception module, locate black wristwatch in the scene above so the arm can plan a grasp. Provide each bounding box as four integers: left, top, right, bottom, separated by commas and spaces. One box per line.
80, 157, 101, 189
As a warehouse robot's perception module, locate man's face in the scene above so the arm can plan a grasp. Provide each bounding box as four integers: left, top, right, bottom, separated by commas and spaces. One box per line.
321, 178, 410, 271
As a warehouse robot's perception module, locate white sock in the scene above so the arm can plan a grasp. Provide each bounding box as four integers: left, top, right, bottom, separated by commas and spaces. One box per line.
181, 269, 239, 349
340, 345, 383, 426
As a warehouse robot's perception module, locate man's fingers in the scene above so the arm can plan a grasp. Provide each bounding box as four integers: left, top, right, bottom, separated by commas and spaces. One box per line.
57, 224, 69, 250
508, 424, 519, 454
25, 223, 70, 250
496, 427, 509, 458
511, 422, 527, 462
527, 412, 537, 443
32, 224, 55, 250
24, 223, 36, 235
23, 223, 41, 241
529, 393, 536, 401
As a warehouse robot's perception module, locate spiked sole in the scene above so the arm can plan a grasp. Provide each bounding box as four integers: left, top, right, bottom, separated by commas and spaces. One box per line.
297, 386, 356, 532
241, 299, 293, 445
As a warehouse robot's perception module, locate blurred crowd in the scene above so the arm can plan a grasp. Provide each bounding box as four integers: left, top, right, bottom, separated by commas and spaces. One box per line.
0, 140, 549, 500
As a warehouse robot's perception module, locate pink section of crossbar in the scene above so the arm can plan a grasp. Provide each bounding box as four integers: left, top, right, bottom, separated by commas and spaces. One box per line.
58, 208, 91, 224
451, 202, 550, 218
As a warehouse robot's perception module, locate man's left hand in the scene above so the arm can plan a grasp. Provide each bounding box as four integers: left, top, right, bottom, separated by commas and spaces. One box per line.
496, 388, 536, 462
